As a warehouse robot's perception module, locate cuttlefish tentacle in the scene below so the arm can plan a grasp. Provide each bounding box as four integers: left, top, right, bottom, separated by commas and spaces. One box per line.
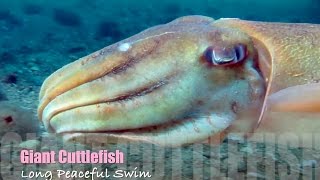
38, 15, 320, 146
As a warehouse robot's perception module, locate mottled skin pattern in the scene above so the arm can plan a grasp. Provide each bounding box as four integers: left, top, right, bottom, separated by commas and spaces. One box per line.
38, 16, 320, 146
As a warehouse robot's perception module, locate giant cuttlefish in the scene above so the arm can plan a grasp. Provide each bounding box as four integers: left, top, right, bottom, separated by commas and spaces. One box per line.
38, 16, 320, 147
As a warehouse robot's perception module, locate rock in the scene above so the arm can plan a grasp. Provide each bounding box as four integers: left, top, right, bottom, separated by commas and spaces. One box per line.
2, 74, 18, 84
0, 10, 22, 29
0, 101, 40, 136
22, 3, 43, 15
0, 10, 23, 28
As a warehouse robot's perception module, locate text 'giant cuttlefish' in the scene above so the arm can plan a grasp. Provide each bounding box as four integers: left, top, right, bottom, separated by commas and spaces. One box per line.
38, 16, 320, 147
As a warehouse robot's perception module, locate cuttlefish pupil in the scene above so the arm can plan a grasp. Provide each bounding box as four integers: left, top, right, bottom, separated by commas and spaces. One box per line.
204, 43, 247, 66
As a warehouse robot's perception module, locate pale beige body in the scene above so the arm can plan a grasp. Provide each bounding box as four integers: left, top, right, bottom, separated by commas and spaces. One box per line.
38, 16, 320, 147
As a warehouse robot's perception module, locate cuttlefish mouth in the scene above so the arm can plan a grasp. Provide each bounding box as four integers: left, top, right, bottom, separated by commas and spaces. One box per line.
38, 16, 266, 146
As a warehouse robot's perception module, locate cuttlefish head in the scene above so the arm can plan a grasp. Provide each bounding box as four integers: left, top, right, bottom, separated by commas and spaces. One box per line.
38, 16, 266, 146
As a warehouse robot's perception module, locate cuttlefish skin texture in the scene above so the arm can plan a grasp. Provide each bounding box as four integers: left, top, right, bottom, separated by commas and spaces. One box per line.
38, 16, 320, 146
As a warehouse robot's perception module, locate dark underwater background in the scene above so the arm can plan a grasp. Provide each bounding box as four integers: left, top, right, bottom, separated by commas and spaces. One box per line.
0, 1, 320, 179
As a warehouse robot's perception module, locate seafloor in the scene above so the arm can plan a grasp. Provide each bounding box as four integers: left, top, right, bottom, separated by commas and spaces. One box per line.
0, 0, 320, 179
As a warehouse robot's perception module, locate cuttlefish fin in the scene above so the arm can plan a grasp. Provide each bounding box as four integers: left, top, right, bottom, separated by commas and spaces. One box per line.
235, 83, 320, 146
254, 83, 320, 136
266, 83, 320, 113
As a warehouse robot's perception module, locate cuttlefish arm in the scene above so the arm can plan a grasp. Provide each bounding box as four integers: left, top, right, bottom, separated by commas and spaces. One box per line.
38, 16, 320, 146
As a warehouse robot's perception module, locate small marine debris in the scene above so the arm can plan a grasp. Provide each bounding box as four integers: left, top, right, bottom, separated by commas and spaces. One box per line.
0, 101, 40, 136
95, 21, 122, 40
2, 74, 18, 84
22, 3, 43, 15
52, 8, 82, 27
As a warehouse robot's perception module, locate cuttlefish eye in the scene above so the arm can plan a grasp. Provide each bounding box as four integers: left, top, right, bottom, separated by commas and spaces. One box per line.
204, 44, 247, 66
